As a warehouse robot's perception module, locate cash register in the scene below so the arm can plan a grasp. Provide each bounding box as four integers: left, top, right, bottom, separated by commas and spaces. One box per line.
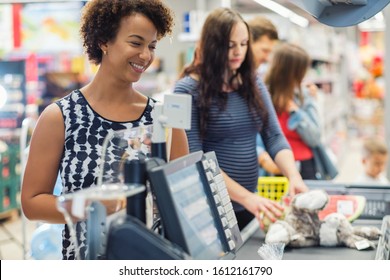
105, 151, 243, 260
103, 95, 242, 260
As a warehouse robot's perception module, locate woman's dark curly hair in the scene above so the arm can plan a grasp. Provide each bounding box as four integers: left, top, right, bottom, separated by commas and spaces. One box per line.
80, 0, 174, 65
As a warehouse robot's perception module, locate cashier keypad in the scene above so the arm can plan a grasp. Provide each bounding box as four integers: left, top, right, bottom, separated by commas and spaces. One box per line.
375, 215, 390, 260
361, 200, 390, 220
202, 152, 243, 252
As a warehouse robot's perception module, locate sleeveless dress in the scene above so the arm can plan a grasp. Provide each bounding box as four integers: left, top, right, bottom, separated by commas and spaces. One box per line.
55, 89, 155, 259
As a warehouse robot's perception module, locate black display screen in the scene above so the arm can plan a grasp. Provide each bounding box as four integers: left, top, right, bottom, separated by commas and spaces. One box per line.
166, 163, 224, 259
147, 151, 228, 260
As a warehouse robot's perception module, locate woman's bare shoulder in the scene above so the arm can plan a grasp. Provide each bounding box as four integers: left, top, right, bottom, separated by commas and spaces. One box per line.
40, 103, 63, 120
34, 103, 64, 134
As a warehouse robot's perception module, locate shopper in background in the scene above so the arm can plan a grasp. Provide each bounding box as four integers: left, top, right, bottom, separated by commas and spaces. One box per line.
355, 136, 389, 184
265, 42, 321, 180
248, 16, 279, 77
248, 16, 281, 176
21, 0, 188, 260
175, 8, 308, 230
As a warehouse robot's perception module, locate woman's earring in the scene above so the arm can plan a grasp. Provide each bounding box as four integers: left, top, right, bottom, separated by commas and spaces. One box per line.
103, 50, 107, 55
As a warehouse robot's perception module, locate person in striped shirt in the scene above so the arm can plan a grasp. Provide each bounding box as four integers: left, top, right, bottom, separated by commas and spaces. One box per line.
174, 8, 308, 230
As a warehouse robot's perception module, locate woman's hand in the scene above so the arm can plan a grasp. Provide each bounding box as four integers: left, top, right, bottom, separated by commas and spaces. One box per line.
273, 149, 309, 197
100, 198, 127, 215
242, 192, 284, 229
221, 170, 284, 229
288, 174, 309, 196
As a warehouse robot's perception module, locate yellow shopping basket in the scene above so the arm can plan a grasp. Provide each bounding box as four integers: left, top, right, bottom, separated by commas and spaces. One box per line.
257, 176, 289, 202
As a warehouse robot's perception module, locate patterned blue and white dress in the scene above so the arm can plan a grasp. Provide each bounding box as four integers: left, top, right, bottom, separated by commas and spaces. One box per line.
56, 89, 155, 259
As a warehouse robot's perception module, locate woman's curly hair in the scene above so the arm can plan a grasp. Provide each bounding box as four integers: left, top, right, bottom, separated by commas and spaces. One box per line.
80, 0, 174, 65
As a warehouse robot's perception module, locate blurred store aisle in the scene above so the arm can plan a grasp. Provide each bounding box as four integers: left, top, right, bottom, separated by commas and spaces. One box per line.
0, 135, 368, 260
333, 136, 364, 184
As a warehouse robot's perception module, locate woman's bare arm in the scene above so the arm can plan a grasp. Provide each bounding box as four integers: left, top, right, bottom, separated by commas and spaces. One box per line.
21, 104, 67, 224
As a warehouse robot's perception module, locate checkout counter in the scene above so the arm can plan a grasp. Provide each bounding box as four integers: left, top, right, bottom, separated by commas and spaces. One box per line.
237, 219, 381, 260
236, 181, 390, 260
60, 151, 390, 260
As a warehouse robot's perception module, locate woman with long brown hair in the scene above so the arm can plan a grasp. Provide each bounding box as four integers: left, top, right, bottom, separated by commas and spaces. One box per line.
174, 8, 308, 230
265, 42, 321, 179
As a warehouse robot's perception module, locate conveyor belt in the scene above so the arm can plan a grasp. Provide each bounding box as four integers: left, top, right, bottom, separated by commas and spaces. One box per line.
236, 182, 390, 260
236, 219, 381, 260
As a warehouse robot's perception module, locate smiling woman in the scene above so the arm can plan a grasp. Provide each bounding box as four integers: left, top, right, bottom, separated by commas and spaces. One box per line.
20, 0, 189, 260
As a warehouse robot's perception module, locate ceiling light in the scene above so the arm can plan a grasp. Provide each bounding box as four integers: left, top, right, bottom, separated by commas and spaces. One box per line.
358, 12, 385, 31
253, 0, 309, 28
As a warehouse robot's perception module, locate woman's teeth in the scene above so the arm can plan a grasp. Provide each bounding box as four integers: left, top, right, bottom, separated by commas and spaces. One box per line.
130, 62, 144, 71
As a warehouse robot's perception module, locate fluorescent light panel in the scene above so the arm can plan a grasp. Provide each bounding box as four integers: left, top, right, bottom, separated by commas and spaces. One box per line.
253, 0, 309, 28
358, 12, 385, 31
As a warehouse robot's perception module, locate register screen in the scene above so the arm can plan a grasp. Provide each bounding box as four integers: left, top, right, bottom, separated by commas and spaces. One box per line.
166, 164, 224, 259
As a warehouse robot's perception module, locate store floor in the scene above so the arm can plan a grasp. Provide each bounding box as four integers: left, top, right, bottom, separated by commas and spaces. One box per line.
0, 135, 366, 260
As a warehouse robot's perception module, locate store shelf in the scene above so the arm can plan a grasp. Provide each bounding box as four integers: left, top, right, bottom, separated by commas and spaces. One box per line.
309, 60, 348, 161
